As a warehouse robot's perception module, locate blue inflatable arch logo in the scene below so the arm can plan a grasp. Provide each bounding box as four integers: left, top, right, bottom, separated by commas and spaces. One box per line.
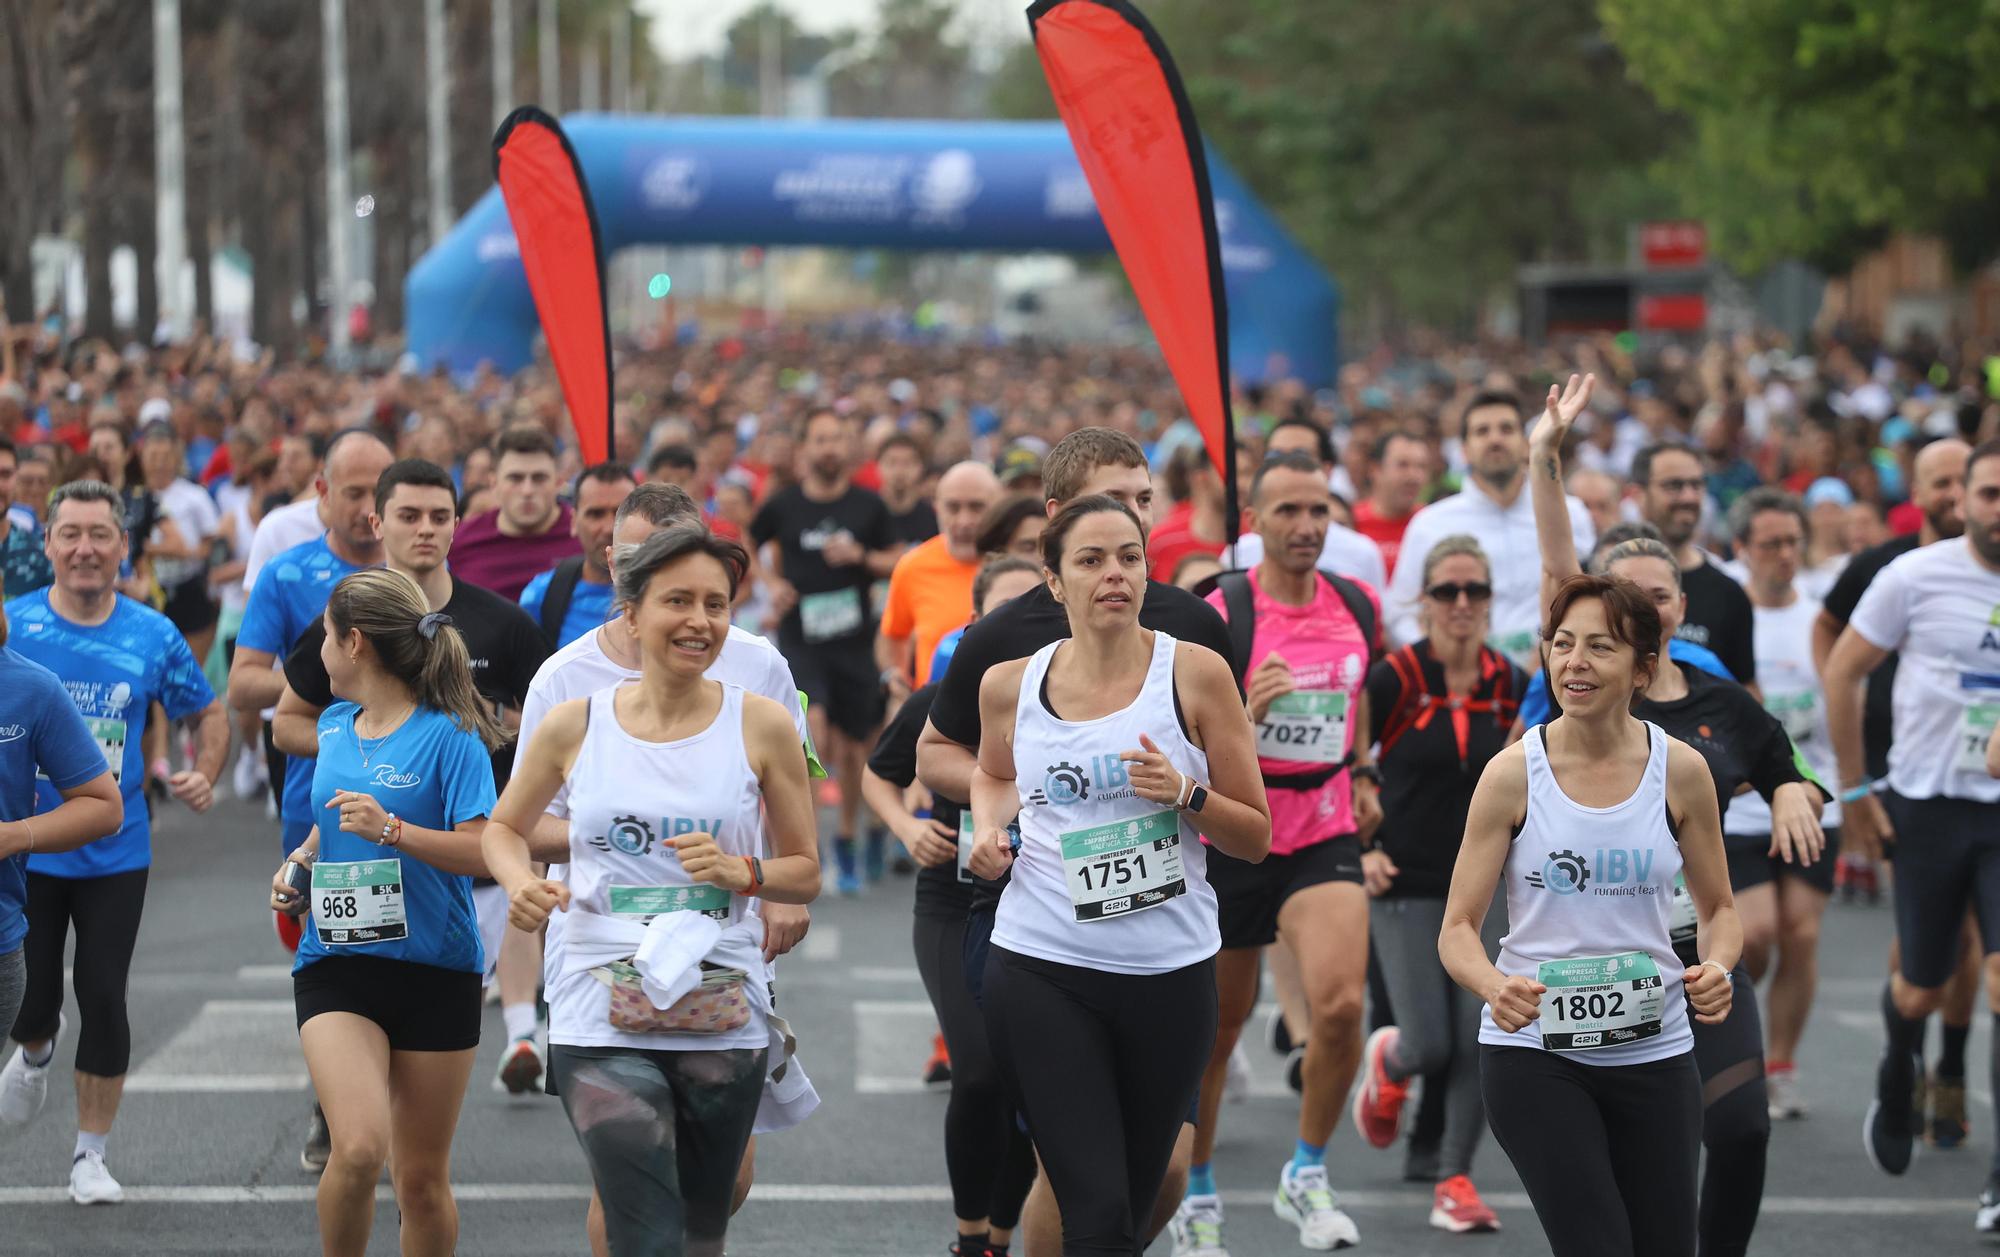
406, 115, 1340, 387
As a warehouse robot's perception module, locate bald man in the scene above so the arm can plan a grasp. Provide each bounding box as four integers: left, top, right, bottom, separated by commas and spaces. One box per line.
876, 460, 1003, 701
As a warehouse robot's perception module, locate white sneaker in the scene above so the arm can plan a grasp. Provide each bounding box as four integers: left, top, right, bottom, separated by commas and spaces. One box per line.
1169, 1193, 1231, 1257
1274, 1161, 1360, 1250
1225, 1039, 1251, 1104
69, 1149, 123, 1204
231, 746, 262, 798
0, 1017, 62, 1127
493, 1035, 545, 1095
1767, 1066, 1808, 1120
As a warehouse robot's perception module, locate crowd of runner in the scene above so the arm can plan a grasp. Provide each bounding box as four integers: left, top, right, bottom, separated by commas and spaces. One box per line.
0, 319, 1996, 1255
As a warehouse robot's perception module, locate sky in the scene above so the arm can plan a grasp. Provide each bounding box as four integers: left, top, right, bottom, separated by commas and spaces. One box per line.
632, 0, 1018, 61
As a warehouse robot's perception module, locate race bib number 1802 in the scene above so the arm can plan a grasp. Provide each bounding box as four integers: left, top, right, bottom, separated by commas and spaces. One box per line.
1535, 951, 1665, 1051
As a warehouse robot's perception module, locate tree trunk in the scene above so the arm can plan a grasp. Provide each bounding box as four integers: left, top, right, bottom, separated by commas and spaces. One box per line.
81, 158, 115, 340
188, 168, 213, 328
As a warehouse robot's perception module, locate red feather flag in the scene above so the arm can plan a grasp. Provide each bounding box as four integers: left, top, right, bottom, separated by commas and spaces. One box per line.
493, 107, 614, 467
1028, 0, 1238, 538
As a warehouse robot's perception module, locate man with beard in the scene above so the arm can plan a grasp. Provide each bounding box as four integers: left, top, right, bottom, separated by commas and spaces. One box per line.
1632, 442, 1758, 687
1825, 439, 2000, 1235
1384, 391, 1595, 668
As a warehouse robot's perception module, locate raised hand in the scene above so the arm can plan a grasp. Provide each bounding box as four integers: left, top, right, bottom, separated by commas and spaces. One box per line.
1532, 372, 1597, 453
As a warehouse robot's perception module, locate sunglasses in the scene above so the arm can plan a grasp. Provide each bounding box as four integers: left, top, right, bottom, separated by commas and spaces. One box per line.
1426, 581, 1493, 604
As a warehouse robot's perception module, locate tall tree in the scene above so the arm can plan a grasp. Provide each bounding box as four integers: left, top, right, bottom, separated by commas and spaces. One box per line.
0, 0, 69, 325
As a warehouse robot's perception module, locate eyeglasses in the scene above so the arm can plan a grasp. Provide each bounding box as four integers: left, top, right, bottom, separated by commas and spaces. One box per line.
1426, 581, 1493, 604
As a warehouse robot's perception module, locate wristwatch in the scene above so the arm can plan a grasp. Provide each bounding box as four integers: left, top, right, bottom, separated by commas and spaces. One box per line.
1185, 783, 1209, 814
1351, 764, 1382, 787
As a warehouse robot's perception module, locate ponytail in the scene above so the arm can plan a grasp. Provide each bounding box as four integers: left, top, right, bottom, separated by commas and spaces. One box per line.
325, 570, 508, 750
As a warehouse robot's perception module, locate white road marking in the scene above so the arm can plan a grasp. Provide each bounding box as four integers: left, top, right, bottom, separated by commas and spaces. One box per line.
125, 1074, 310, 1093
794, 924, 842, 962
850, 966, 922, 983
127, 998, 308, 1093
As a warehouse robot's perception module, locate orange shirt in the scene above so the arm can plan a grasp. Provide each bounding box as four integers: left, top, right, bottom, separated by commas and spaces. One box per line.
881, 534, 979, 686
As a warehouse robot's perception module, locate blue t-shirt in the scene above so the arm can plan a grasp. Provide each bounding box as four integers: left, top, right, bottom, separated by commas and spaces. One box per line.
1520, 637, 1733, 730
518, 566, 614, 649
237, 536, 367, 847
296, 702, 496, 975
0, 649, 109, 952
9, 591, 215, 878
929, 625, 966, 683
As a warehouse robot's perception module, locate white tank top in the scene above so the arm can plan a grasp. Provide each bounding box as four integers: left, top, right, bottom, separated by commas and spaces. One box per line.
549, 681, 766, 1050
1478, 721, 1693, 1065
991, 631, 1219, 975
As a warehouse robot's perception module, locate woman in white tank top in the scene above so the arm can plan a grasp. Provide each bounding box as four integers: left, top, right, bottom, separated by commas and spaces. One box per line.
1440, 562, 1741, 1257
481, 525, 818, 1257
965, 495, 1270, 1254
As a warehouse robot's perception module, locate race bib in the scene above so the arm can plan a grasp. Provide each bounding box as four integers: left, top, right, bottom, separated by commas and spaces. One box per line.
799, 587, 864, 642
1765, 690, 1819, 744
1668, 872, 1697, 947
1256, 690, 1349, 765
957, 812, 975, 884
1954, 701, 2000, 776
1536, 951, 1665, 1051
608, 884, 731, 923
86, 716, 127, 785
1060, 809, 1187, 922
312, 859, 407, 945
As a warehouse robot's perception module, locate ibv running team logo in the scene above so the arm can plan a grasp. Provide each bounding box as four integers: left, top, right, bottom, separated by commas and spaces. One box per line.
1032, 761, 1090, 806
1526, 848, 1591, 895
591, 815, 656, 857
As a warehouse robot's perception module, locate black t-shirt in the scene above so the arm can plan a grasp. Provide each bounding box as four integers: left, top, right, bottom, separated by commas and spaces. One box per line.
1366, 643, 1527, 900
750, 484, 893, 646
284, 576, 550, 791
1822, 533, 1920, 779
885, 500, 939, 547
1676, 558, 1757, 687
867, 683, 977, 921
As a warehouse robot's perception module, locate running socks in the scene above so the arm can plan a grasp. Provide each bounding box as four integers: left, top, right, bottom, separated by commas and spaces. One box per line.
22, 1040, 53, 1068
949, 1231, 989, 1256
1293, 1139, 1327, 1170
1882, 982, 1925, 1071
1186, 1162, 1216, 1198
1941, 1020, 1971, 1080
74, 1130, 106, 1162
502, 1002, 538, 1043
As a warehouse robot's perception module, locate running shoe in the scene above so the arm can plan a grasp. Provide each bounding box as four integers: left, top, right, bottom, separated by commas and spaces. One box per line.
832, 838, 862, 896
923, 1033, 953, 1088
1169, 1192, 1230, 1256
0, 1014, 62, 1127
1269, 1009, 1295, 1056
301, 1103, 331, 1173
865, 829, 889, 883
69, 1150, 123, 1205
1863, 1050, 1920, 1176
1977, 1172, 2000, 1234
1766, 1063, 1808, 1120
495, 1035, 545, 1095
1351, 1026, 1409, 1149
1930, 1073, 1969, 1149
1225, 1039, 1251, 1104
1273, 1161, 1359, 1250
1285, 1046, 1305, 1096
1430, 1175, 1500, 1233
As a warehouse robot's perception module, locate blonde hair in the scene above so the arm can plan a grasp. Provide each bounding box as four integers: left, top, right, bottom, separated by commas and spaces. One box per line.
325, 569, 507, 749
1419, 534, 1491, 590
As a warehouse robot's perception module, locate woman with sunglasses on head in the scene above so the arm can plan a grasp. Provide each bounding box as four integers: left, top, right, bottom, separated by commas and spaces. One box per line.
1349, 535, 1525, 1234
268, 569, 508, 1257
1525, 375, 1830, 1257
967, 494, 1270, 1256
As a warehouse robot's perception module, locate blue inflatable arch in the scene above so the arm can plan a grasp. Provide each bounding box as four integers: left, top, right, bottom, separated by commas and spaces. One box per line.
406, 115, 1340, 386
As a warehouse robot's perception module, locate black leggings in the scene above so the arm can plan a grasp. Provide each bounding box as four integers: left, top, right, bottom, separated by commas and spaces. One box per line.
1691, 967, 1768, 1257
549, 1043, 767, 1257
914, 914, 1038, 1230
1481, 1045, 1701, 1257
984, 946, 1215, 1257
12, 869, 149, 1077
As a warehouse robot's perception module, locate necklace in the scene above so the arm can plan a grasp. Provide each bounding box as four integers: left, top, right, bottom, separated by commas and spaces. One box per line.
352, 704, 415, 769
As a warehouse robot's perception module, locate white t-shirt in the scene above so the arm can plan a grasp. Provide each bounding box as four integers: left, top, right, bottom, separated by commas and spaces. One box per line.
151, 478, 221, 590
1386, 482, 1597, 667
242, 497, 324, 594
1848, 538, 2000, 802
1724, 595, 1841, 834
1227, 522, 1386, 591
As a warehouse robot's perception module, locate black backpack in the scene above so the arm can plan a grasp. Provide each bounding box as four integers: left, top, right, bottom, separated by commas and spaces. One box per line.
1213, 568, 1382, 684
537, 555, 588, 646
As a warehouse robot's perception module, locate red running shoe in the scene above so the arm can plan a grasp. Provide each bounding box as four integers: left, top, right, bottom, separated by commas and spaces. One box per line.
1430, 1174, 1500, 1233
1351, 1025, 1411, 1149
923, 1032, 952, 1087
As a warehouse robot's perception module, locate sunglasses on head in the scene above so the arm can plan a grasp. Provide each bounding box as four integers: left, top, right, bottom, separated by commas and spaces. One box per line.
1426, 581, 1493, 603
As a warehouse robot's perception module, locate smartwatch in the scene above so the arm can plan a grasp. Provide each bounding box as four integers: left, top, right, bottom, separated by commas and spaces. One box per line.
1185, 783, 1209, 814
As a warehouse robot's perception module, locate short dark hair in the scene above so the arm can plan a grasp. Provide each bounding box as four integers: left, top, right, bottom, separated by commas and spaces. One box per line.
1266, 419, 1334, 466
1543, 572, 1665, 698
492, 426, 557, 463
1967, 437, 2000, 484
972, 556, 1041, 615
614, 481, 701, 530
613, 523, 750, 605
578, 459, 637, 497
646, 444, 696, 477
801, 408, 845, 440
1593, 519, 1665, 552
1630, 441, 1701, 488
374, 458, 458, 516
876, 432, 925, 465
1372, 428, 1428, 464
1459, 389, 1525, 441
1041, 493, 1144, 571
1730, 486, 1810, 546
1042, 427, 1147, 505
1250, 450, 1328, 504
0, 434, 16, 465
976, 494, 1045, 556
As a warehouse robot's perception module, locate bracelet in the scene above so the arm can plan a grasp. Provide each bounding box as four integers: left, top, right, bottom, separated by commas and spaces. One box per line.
1173, 771, 1193, 811
740, 854, 764, 894
1699, 960, 1734, 985
1838, 780, 1875, 804
379, 814, 401, 846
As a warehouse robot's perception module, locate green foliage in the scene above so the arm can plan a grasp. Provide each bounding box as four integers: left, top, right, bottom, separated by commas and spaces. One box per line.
1601, 0, 2000, 272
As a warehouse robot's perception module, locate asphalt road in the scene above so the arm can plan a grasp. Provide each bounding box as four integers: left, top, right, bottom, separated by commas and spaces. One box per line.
0, 791, 1991, 1255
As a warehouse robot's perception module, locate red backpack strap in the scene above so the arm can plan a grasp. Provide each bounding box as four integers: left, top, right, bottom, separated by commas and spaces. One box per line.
1376, 645, 1431, 755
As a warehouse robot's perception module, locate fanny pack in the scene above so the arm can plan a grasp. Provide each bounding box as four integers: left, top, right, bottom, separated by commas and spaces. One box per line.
592, 959, 752, 1035
1262, 757, 1348, 792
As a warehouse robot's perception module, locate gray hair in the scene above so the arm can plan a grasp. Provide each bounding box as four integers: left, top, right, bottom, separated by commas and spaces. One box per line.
612, 523, 749, 608
1591, 534, 1682, 592
613, 481, 701, 532
1730, 486, 1811, 547
1419, 534, 1490, 590
47, 480, 125, 532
